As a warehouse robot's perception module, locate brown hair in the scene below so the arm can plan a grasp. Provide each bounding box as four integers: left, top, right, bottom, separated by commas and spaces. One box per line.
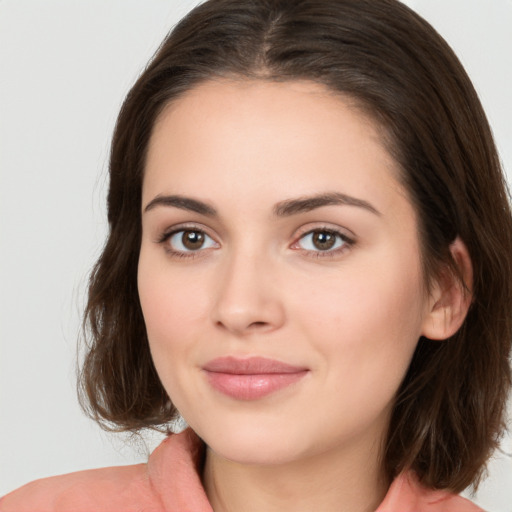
79, 0, 512, 492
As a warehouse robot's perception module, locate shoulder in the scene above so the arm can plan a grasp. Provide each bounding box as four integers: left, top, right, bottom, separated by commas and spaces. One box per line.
0, 429, 210, 512
377, 472, 485, 512
0, 462, 163, 512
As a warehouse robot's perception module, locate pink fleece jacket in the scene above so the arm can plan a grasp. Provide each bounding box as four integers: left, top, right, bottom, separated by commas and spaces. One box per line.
0, 429, 483, 511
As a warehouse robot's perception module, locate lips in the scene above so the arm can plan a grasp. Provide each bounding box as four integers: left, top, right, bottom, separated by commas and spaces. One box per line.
202, 356, 309, 400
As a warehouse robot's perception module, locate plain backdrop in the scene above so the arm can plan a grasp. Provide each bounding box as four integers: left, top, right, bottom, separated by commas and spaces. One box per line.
1, 1, 511, 510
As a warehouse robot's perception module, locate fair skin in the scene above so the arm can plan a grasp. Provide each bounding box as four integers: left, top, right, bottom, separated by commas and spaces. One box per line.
138, 79, 471, 512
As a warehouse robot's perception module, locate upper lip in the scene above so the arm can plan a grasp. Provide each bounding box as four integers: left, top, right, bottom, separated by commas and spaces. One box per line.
203, 356, 308, 375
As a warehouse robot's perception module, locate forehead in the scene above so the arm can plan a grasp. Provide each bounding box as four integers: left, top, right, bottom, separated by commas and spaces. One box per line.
143, 79, 407, 216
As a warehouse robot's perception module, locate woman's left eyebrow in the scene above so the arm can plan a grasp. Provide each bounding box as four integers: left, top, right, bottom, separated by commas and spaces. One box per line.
273, 192, 381, 217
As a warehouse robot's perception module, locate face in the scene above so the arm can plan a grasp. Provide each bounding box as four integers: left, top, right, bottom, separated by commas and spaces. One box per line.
138, 80, 433, 467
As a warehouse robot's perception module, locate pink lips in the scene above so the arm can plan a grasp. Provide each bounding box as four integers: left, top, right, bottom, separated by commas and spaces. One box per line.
203, 356, 308, 400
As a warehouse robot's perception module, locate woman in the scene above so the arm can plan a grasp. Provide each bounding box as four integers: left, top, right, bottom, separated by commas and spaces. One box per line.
2, 0, 511, 510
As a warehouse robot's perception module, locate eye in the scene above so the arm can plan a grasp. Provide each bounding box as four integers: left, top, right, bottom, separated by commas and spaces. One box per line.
296, 229, 351, 253
166, 229, 217, 253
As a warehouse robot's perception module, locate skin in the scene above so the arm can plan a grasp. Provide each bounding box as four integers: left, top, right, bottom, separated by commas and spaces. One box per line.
138, 79, 470, 512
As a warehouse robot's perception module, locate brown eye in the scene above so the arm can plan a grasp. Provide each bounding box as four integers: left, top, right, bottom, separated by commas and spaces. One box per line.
182, 230, 205, 250
167, 229, 217, 253
296, 229, 349, 253
312, 231, 336, 250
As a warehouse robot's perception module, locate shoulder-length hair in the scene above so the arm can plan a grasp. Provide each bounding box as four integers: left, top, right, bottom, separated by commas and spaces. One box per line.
79, 0, 512, 492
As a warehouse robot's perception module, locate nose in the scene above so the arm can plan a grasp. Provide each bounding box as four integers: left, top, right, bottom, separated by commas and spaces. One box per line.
211, 250, 286, 336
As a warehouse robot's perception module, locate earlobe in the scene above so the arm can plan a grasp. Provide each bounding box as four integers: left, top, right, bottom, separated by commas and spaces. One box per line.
421, 237, 473, 341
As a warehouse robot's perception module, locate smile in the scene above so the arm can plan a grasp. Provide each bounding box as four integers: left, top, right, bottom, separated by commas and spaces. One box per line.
202, 356, 309, 400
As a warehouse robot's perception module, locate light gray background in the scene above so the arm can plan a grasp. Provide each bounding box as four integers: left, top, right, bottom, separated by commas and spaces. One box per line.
1, 1, 511, 510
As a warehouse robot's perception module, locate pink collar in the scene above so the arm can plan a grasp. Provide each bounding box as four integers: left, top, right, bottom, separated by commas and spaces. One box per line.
148, 429, 483, 512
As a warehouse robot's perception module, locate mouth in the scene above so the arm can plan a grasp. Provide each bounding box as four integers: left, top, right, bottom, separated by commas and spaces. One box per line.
202, 356, 309, 400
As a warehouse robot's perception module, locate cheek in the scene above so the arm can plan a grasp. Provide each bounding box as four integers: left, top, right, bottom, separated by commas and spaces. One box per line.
137, 253, 209, 366
137, 256, 213, 412
294, 258, 426, 386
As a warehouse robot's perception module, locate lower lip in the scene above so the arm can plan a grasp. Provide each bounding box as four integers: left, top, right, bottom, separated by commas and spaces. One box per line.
204, 371, 308, 400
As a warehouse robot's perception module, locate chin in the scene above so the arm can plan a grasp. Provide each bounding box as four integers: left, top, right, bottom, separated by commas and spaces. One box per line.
210, 437, 304, 466
190, 414, 309, 466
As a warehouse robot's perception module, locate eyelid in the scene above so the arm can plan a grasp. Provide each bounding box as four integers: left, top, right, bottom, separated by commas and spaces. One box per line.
292, 222, 356, 243
155, 222, 217, 243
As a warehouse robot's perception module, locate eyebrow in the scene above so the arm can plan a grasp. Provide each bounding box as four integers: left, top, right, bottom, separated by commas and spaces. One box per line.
144, 195, 217, 216
273, 192, 381, 217
143, 191, 380, 217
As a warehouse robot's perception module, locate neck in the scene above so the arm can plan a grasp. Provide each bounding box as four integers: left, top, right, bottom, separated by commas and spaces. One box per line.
202, 437, 389, 512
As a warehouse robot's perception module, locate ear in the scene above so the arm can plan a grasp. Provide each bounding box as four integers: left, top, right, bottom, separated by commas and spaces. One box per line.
421, 237, 473, 341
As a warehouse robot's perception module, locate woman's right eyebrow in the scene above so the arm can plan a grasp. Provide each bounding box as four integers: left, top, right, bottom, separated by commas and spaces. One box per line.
143, 195, 217, 216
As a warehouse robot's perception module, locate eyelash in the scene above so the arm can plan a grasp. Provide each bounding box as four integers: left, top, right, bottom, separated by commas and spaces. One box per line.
156, 225, 355, 260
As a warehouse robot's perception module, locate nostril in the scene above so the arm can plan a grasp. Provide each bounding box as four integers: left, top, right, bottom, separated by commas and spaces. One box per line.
248, 321, 268, 329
